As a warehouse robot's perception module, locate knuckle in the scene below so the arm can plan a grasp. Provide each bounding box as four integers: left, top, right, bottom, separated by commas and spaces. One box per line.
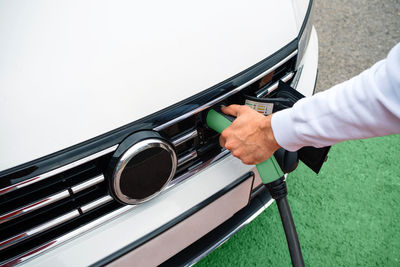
242, 158, 252, 165
221, 130, 229, 138
242, 159, 249, 165
243, 105, 253, 113
219, 139, 225, 148
232, 150, 241, 158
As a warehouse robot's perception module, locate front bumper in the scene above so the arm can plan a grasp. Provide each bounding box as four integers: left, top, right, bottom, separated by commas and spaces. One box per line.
23, 155, 257, 267
19, 27, 319, 267
161, 186, 273, 267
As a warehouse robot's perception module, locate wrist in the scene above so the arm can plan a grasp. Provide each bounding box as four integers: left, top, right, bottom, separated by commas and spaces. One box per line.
263, 115, 281, 152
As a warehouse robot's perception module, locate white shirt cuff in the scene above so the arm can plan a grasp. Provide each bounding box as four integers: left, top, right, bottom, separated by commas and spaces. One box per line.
271, 108, 302, 152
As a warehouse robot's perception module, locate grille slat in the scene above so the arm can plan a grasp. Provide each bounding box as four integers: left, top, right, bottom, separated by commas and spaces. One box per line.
71, 175, 105, 194
0, 210, 80, 251
172, 129, 198, 147
0, 190, 70, 225
0, 145, 117, 197
0, 147, 118, 263
80, 196, 114, 214
256, 71, 295, 97
177, 151, 198, 167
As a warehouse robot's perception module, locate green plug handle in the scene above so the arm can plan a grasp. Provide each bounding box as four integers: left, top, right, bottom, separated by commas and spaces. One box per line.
206, 109, 283, 184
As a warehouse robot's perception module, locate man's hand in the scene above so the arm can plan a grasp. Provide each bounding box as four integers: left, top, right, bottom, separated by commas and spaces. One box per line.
219, 105, 280, 165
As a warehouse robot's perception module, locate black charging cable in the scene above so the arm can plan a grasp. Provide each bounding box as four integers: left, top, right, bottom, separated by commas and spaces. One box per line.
264, 149, 305, 267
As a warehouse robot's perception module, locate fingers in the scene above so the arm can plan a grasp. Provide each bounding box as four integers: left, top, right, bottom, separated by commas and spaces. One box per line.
219, 134, 226, 148
222, 104, 256, 119
219, 130, 234, 150
220, 131, 259, 165
221, 104, 242, 117
240, 156, 253, 165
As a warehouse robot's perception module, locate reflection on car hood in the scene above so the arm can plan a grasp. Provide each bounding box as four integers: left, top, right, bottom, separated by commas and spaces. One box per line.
0, 0, 298, 171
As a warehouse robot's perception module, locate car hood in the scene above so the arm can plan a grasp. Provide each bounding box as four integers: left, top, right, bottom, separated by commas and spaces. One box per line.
0, 0, 299, 171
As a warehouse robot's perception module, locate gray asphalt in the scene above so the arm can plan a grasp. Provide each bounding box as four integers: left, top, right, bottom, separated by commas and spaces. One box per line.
313, 0, 400, 92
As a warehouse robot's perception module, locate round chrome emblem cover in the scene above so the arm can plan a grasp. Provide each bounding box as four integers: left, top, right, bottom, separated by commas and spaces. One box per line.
110, 131, 177, 205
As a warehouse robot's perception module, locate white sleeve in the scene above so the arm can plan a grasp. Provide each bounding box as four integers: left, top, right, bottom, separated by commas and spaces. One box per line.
271, 42, 400, 152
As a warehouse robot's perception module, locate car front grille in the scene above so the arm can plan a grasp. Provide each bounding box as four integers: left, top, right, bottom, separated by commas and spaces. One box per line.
0, 44, 297, 265
0, 147, 122, 264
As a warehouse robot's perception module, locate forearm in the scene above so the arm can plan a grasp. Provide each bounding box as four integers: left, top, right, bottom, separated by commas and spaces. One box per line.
271, 43, 400, 151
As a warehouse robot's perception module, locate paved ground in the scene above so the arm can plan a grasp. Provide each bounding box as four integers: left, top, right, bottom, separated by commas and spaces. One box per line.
314, 0, 400, 92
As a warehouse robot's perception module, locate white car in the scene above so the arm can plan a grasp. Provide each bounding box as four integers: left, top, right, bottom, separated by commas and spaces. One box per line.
0, 0, 318, 266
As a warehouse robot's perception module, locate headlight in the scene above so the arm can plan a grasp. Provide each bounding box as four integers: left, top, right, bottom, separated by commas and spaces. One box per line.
296, 0, 314, 68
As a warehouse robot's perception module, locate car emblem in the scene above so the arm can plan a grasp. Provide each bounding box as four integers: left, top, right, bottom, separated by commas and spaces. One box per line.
109, 131, 177, 205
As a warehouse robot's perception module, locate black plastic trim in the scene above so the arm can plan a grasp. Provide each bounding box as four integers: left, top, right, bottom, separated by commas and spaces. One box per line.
312, 69, 319, 95
90, 171, 254, 267
298, 0, 314, 40
0, 39, 298, 188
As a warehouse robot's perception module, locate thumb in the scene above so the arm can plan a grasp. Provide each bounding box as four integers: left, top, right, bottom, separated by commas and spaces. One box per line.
221, 104, 242, 117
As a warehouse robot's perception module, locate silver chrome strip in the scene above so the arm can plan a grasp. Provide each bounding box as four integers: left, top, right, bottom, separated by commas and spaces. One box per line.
0, 210, 80, 251
167, 149, 230, 189
172, 130, 198, 147
154, 50, 298, 131
80, 196, 113, 214
290, 65, 303, 89
71, 175, 105, 194
256, 71, 295, 98
26, 210, 80, 236
0, 145, 118, 197
0, 190, 70, 225
187, 197, 275, 267
177, 151, 198, 167
0, 206, 134, 266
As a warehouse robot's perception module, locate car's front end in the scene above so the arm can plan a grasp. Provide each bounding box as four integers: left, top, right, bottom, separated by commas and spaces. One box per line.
0, 0, 318, 266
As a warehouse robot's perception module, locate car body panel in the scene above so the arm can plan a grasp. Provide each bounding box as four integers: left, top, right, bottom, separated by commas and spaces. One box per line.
0, 1, 319, 266
17, 21, 319, 267
295, 27, 318, 97
0, 0, 299, 171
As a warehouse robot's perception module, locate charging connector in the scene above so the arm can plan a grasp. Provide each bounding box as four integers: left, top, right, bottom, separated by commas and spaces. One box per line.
206, 107, 305, 267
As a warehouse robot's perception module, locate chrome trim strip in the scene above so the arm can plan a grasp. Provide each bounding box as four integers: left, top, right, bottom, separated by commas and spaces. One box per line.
290, 65, 303, 89
0, 145, 118, 197
26, 210, 80, 236
256, 71, 295, 98
1, 205, 134, 266
0, 190, 70, 225
71, 174, 105, 194
154, 50, 298, 132
167, 149, 230, 189
177, 151, 198, 167
172, 130, 198, 147
187, 197, 275, 267
1, 206, 134, 266
0, 210, 80, 251
80, 196, 113, 214
0, 150, 233, 266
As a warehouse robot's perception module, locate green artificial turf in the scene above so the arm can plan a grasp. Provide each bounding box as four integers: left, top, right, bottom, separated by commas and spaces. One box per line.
196, 135, 400, 266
